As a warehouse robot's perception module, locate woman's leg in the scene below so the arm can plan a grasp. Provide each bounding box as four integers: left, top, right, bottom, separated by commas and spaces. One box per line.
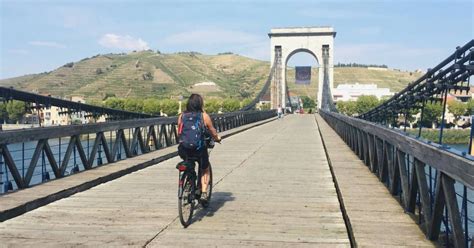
201, 167, 210, 193
200, 148, 211, 193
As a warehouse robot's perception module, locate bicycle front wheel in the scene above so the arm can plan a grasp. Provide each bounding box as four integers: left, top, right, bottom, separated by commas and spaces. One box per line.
178, 173, 195, 227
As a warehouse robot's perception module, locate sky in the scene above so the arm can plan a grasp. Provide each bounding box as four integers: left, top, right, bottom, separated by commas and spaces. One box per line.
0, 0, 473, 79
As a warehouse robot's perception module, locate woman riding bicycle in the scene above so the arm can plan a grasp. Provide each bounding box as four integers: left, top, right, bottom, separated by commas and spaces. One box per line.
177, 94, 221, 203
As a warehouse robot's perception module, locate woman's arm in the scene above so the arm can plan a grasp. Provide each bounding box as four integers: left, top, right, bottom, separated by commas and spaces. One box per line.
203, 112, 221, 142
177, 113, 182, 134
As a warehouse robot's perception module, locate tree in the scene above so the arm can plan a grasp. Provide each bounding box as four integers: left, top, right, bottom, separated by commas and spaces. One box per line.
336, 101, 357, 116
301, 96, 316, 109
422, 102, 443, 128
355, 95, 379, 115
104, 97, 125, 110
204, 99, 222, 113
241, 98, 253, 109
143, 98, 161, 115
222, 99, 240, 112
448, 100, 467, 127
124, 98, 144, 113
160, 99, 179, 116
0, 102, 7, 123
6, 100, 26, 123
466, 99, 474, 115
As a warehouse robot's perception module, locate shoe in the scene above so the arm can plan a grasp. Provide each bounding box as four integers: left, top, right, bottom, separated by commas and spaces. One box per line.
200, 191, 208, 201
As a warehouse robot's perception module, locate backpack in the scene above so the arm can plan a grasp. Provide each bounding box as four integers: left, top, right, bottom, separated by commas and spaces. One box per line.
178, 112, 205, 150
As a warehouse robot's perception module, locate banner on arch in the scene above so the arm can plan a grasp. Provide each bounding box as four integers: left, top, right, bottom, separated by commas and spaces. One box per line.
295, 66, 311, 84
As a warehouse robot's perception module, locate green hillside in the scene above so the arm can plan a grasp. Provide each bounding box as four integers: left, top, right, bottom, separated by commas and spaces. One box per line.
0, 51, 422, 101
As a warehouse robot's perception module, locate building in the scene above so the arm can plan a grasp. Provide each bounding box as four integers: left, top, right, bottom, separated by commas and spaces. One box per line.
332, 83, 394, 102
39, 95, 91, 126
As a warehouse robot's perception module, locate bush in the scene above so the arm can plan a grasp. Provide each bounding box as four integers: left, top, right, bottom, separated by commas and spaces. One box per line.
124, 98, 144, 112
104, 97, 125, 110
222, 99, 240, 112
143, 98, 161, 115
205, 99, 222, 113
96, 68, 103, 75
63, 62, 74, 68
160, 99, 179, 116
142, 72, 153, 80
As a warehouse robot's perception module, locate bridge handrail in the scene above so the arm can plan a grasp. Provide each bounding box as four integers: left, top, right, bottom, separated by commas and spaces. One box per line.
0, 86, 155, 119
321, 110, 474, 189
320, 109, 474, 246
0, 110, 276, 193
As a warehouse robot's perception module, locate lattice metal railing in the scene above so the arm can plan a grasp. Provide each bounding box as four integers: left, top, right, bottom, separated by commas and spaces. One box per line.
321, 110, 474, 248
0, 110, 276, 194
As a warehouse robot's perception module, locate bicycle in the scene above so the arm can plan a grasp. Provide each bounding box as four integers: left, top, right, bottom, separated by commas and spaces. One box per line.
176, 137, 216, 228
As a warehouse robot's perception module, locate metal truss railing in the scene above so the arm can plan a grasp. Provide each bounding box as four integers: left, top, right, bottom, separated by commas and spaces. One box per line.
359, 40, 474, 123
0, 86, 154, 120
321, 110, 474, 247
0, 110, 276, 194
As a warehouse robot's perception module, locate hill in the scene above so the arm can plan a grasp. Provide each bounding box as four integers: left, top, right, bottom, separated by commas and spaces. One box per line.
0, 51, 422, 101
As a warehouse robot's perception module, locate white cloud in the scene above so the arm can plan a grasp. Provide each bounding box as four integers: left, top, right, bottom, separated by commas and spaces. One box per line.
163, 29, 262, 46
98, 33, 150, 51
29, 41, 66, 48
7, 49, 29, 55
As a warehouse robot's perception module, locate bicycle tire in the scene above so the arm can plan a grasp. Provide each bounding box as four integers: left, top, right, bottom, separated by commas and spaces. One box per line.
201, 165, 213, 208
178, 173, 195, 227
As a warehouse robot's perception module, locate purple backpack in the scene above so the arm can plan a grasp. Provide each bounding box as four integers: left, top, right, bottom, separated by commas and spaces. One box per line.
178, 112, 205, 150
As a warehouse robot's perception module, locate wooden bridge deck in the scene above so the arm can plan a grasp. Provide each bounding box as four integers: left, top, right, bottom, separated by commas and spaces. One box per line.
0, 115, 349, 247
315, 114, 435, 247
0, 115, 436, 247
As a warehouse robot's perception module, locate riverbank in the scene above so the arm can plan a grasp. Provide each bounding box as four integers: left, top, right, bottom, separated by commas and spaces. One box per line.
406, 128, 470, 144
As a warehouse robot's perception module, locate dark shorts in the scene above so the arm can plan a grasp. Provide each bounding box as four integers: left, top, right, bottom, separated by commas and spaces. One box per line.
178, 144, 210, 170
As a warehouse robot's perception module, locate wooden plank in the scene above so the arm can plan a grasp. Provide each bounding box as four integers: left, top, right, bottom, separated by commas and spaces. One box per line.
24, 139, 45, 186
1, 145, 25, 188
441, 174, 465, 247
397, 150, 410, 208
316, 114, 435, 247
74, 135, 89, 170
43, 140, 61, 178
414, 159, 432, 232
428, 173, 445, 240
99, 132, 113, 163
60, 136, 76, 175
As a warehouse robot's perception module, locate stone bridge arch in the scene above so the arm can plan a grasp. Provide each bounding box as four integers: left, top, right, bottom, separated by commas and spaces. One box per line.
269, 27, 336, 109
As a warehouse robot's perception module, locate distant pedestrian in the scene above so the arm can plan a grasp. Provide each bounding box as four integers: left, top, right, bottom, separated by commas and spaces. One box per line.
277, 105, 283, 119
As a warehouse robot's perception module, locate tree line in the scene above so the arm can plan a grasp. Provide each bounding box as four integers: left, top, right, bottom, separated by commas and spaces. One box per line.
87, 97, 257, 116
336, 95, 474, 128
334, 63, 388, 68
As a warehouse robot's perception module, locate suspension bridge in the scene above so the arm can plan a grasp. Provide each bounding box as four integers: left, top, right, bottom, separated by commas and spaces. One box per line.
0, 27, 473, 247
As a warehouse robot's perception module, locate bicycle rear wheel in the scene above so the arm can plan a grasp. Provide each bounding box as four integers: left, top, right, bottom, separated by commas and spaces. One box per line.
178, 173, 195, 227
201, 165, 213, 208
